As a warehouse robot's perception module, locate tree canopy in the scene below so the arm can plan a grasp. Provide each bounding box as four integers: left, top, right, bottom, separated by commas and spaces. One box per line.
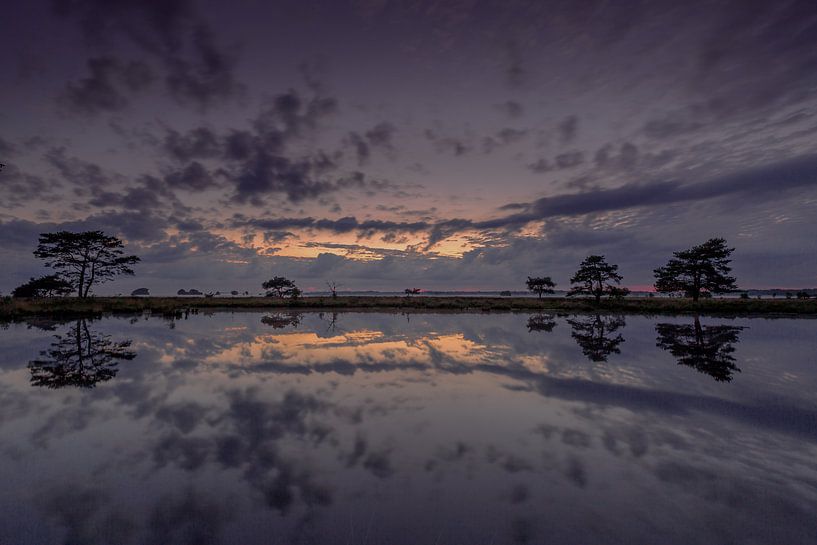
526, 276, 556, 298
33, 231, 140, 298
263, 276, 301, 298
653, 238, 737, 301
12, 275, 73, 298
567, 255, 628, 302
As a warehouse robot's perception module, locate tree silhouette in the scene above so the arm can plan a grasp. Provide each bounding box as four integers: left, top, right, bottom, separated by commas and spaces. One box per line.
567, 255, 627, 303
34, 231, 140, 297
262, 276, 301, 298
654, 238, 737, 301
526, 313, 557, 332
326, 281, 340, 298
655, 317, 744, 382
404, 288, 421, 296
526, 276, 556, 298
28, 319, 136, 388
12, 275, 73, 298
566, 314, 626, 362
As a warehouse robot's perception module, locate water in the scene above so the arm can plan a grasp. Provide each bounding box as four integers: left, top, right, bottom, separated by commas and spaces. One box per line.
0, 311, 816, 544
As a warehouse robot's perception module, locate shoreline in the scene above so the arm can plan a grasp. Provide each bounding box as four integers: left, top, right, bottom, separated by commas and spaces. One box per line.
2, 296, 817, 320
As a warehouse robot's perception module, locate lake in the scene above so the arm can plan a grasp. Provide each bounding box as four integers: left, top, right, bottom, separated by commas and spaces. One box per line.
1, 311, 816, 544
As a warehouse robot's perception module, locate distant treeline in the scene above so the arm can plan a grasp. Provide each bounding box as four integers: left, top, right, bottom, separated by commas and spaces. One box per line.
3, 232, 815, 303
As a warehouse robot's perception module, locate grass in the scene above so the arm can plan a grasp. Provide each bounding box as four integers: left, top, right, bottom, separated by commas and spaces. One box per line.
2, 295, 817, 320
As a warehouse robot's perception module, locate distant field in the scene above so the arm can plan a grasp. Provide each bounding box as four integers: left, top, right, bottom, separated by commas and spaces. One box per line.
2, 296, 817, 320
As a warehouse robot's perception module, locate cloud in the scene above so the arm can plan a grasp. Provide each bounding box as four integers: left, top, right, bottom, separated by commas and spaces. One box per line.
164, 24, 244, 109
506, 153, 817, 225
163, 161, 219, 191
163, 127, 221, 163
424, 129, 471, 156
153, 90, 399, 204
594, 143, 640, 170
234, 215, 429, 236
365, 122, 397, 151
558, 115, 578, 144
60, 56, 154, 115
497, 100, 524, 118
482, 128, 528, 154
504, 40, 527, 88
54, 0, 244, 110
0, 164, 60, 209
554, 151, 584, 169
527, 151, 584, 173
643, 116, 705, 139
45, 147, 114, 193
0, 137, 18, 156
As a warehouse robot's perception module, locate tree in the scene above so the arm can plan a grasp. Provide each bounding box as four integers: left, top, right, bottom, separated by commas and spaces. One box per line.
653, 238, 737, 301
326, 281, 340, 298
404, 288, 421, 296
178, 288, 203, 296
131, 288, 150, 296
263, 276, 300, 298
34, 231, 140, 298
567, 255, 625, 303
655, 317, 744, 382
526, 276, 556, 298
12, 275, 73, 298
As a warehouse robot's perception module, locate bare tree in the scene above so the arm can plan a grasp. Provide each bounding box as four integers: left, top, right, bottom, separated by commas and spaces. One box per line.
326, 281, 341, 298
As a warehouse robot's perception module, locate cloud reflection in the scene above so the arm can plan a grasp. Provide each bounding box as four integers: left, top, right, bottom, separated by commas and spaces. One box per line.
0, 311, 816, 544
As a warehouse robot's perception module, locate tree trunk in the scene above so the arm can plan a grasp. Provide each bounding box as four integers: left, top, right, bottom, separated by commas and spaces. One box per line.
84, 262, 96, 298
692, 271, 701, 302
77, 265, 86, 298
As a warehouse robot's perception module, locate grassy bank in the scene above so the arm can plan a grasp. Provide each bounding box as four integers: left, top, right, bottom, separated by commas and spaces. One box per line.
2, 296, 817, 320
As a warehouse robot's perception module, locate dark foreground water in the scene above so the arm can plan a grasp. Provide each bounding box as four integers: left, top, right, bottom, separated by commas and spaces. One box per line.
0, 311, 816, 545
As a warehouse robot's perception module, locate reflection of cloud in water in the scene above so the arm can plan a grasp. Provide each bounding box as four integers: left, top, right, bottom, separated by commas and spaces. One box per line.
0, 312, 816, 544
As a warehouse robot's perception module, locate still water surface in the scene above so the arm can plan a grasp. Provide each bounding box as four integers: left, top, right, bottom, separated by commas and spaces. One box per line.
0, 311, 816, 544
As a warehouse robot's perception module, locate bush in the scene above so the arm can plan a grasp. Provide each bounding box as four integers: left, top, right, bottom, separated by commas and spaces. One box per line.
13, 275, 73, 298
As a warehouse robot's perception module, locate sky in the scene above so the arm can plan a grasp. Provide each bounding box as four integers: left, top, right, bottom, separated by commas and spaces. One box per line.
1, 0, 816, 294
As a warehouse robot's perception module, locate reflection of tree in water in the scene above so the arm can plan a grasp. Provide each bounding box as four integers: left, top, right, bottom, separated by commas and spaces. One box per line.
318, 312, 339, 333
261, 313, 302, 329
566, 314, 626, 362
526, 313, 557, 333
28, 319, 136, 388
655, 316, 744, 382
